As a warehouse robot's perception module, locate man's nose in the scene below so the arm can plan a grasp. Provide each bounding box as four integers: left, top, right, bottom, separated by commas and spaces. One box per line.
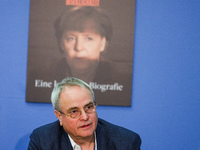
74, 38, 84, 51
80, 110, 89, 120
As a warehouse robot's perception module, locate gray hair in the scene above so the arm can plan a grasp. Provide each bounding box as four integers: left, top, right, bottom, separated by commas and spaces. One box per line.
51, 77, 95, 111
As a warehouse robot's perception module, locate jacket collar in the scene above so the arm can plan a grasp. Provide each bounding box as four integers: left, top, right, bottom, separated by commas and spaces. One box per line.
96, 119, 114, 149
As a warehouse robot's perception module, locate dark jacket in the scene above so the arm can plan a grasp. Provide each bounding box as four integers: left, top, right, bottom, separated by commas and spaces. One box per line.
28, 118, 141, 150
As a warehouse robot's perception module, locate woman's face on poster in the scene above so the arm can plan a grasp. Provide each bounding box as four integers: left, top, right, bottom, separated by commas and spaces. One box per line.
61, 29, 106, 71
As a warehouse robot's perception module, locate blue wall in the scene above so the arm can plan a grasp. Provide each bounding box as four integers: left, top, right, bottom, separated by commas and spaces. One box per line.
1, 1, 200, 150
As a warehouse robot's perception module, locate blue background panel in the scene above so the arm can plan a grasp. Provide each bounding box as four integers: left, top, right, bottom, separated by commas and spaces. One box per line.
0, 0, 200, 149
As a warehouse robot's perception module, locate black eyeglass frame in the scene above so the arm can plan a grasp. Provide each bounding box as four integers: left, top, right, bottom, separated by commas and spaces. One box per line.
58, 102, 97, 119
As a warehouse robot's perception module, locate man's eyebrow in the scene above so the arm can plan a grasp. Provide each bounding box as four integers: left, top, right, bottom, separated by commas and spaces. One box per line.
66, 107, 78, 112
84, 102, 94, 107
66, 102, 94, 111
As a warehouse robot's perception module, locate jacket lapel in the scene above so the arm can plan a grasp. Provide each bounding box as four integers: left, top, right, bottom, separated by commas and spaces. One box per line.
60, 128, 73, 150
96, 121, 115, 150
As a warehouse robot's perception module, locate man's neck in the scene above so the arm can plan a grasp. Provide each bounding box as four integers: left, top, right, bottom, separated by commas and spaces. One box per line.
69, 133, 95, 150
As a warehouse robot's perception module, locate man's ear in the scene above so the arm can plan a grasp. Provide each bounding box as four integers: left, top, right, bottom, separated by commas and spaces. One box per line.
54, 110, 63, 126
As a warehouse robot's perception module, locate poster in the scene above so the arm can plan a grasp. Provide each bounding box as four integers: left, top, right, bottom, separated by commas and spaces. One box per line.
26, 0, 136, 106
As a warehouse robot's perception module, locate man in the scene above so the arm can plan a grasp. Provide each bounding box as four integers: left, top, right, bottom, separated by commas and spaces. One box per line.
28, 77, 141, 150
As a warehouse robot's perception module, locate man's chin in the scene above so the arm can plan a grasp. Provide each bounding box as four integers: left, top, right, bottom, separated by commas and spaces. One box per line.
78, 131, 95, 139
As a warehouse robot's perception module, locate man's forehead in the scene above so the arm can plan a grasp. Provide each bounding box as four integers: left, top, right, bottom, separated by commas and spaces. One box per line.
68, 101, 94, 110
60, 86, 93, 106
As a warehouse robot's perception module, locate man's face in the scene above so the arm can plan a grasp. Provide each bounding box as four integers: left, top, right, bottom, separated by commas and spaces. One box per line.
61, 30, 106, 71
55, 86, 98, 140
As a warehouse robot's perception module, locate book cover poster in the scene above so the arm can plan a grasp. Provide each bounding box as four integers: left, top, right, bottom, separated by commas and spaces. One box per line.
26, 0, 136, 106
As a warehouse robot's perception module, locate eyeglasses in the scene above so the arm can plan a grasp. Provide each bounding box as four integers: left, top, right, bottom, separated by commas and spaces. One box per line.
58, 102, 97, 119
